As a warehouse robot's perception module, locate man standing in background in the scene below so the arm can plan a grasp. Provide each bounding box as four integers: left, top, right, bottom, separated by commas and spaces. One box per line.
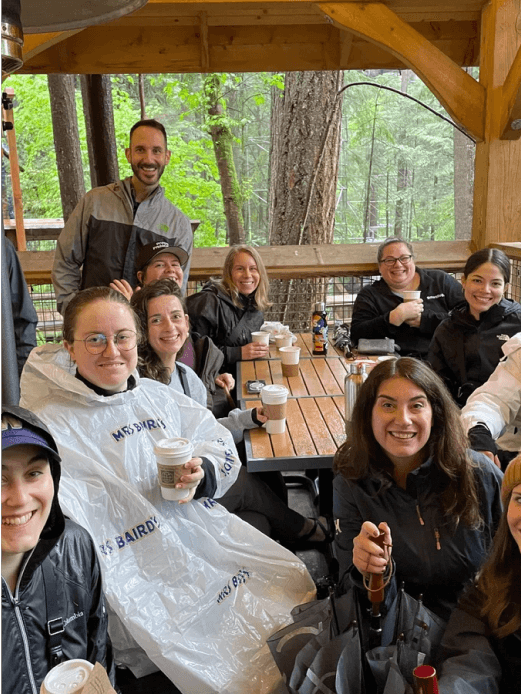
52, 119, 193, 314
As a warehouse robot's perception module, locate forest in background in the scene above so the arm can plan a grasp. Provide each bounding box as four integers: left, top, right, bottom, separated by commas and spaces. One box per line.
3, 69, 476, 250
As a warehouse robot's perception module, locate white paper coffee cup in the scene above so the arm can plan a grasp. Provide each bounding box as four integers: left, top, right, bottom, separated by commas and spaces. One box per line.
274, 333, 293, 349
154, 438, 194, 500
40, 659, 94, 694
402, 290, 421, 302
279, 346, 301, 377
261, 384, 289, 434
251, 331, 270, 345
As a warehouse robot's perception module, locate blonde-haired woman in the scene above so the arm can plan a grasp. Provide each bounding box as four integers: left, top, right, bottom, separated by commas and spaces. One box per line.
186, 245, 271, 375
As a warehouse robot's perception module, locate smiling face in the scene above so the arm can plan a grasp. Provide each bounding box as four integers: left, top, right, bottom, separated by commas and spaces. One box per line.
371, 375, 433, 473
230, 251, 260, 296
125, 126, 171, 192
2, 444, 54, 562
507, 483, 521, 553
462, 261, 506, 319
139, 252, 184, 287
64, 300, 138, 393
378, 242, 417, 292
147, 295, 189, 363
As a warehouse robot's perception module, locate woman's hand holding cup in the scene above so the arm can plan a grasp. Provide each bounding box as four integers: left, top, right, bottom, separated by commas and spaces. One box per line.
353, 521, 392, 576
241, 342, 269, 360
176, 457, 205, 505
389, 299, 423, 327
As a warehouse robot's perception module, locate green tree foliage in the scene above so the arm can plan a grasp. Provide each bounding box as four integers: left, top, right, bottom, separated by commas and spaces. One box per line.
5, 70, 470, 248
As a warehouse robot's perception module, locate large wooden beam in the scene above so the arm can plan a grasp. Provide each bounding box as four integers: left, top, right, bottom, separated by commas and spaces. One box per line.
17, 241, 473, 286
472, 0, 521, 245
500, 45, 521, 140
318, 2, 485, 142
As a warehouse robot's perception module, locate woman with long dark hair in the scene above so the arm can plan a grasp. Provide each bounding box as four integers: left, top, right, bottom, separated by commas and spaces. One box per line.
437, 454, 521, 693
333, 357, 503, 621
428, 248, 521, 407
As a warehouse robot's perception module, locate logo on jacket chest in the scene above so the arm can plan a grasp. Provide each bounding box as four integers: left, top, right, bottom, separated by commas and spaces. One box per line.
110, 417, 167, 442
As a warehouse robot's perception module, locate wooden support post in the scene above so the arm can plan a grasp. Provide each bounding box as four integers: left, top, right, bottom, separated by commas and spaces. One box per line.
2, 88, 26, 250
472, 0, 521, 246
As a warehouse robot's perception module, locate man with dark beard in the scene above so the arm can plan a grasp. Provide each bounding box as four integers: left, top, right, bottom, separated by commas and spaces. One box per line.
52, 119, 192, 314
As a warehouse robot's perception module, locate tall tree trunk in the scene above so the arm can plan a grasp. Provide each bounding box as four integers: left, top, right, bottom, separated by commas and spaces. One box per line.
47, 74, 85, 222
453, 116, 474, 239
268, 71, 343, 329
138, 74, 147, 119
205, 75, 245, 246
394, 70, 411, 237
80, 75, 119, 188
363, 96, 379, 241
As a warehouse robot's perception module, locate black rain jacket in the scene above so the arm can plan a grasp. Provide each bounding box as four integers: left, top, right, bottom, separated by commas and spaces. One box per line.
1, 408, 115, 694
427, 298, 521, 406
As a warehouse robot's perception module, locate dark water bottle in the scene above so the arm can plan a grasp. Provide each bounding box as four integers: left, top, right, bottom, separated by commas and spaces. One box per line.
312, 302, 328, 355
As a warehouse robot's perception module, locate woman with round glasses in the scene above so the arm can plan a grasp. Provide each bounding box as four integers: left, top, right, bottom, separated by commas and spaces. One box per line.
20, 286, 314, 693
350, 237, 463, 359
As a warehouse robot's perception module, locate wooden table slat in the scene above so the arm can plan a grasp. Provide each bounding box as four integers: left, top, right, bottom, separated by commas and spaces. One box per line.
310, 358, 344, 396
316, 396, 347, 449
284, 398, 317, 457
299, 359, 326, 396
297, 398, 337, 455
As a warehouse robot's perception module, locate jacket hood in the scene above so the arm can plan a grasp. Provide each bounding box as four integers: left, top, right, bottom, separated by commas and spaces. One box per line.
1, 403, 65, 578
20, 343, 143, 410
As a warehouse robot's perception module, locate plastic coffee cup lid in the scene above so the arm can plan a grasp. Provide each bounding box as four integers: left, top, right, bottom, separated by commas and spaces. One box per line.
279, 346, 300, 353
154, 437, 193, 458
261, 384, 289, 402
41, 659, 93, 693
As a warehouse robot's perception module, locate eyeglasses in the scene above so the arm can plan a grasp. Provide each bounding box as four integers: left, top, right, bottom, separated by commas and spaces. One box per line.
74, 331, 137, 355
380, 254, 414, 267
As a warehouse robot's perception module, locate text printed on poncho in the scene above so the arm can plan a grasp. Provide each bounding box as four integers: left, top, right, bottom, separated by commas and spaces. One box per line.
99, 516, 160, 556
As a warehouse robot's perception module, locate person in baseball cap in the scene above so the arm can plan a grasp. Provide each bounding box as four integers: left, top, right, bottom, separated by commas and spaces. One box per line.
110, 241, 189, 301
2, 404, 115, 690
136, 241, 189, 288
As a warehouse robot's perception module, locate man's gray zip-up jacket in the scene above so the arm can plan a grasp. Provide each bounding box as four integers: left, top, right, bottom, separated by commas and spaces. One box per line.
52, 177, 193, 314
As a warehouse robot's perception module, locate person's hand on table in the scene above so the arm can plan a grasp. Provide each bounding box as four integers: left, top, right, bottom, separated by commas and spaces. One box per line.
253, 406, 268, 424
176, 457, 204, 504
353, 521, 392, 576
109, 279, 137, 302
241, 342, 269, 360
389, 299, 423, 327
215, 373, 235, 390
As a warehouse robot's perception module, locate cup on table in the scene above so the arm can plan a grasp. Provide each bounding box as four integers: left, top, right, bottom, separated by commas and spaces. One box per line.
251, 331, 270, 358
154, 437, 194, 501
274, 333, 293, 350
40, 659, 94, 693
261, 384, 289, 435
279, 345, 301, 378
402, 290, 421, 302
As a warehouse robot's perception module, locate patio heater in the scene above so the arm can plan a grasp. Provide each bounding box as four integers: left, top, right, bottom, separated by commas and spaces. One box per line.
1, 0, 148, 404
2, 0, 148, 75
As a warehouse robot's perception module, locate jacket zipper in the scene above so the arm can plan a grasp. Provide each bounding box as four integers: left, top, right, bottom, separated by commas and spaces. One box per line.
4, 550, 39, 694
416, 503, 441, 550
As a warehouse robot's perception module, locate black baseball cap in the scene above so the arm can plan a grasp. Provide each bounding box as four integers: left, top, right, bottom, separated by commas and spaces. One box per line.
136, 242, 189, 272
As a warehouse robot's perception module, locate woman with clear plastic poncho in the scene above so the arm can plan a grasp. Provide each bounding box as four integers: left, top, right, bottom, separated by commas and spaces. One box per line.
20, 286, 315, 694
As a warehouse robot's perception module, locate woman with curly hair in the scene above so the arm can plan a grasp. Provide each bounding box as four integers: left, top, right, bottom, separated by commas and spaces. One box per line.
333, 357, 503, 621
437, 454, 521, 693
186, 245, 271, 375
